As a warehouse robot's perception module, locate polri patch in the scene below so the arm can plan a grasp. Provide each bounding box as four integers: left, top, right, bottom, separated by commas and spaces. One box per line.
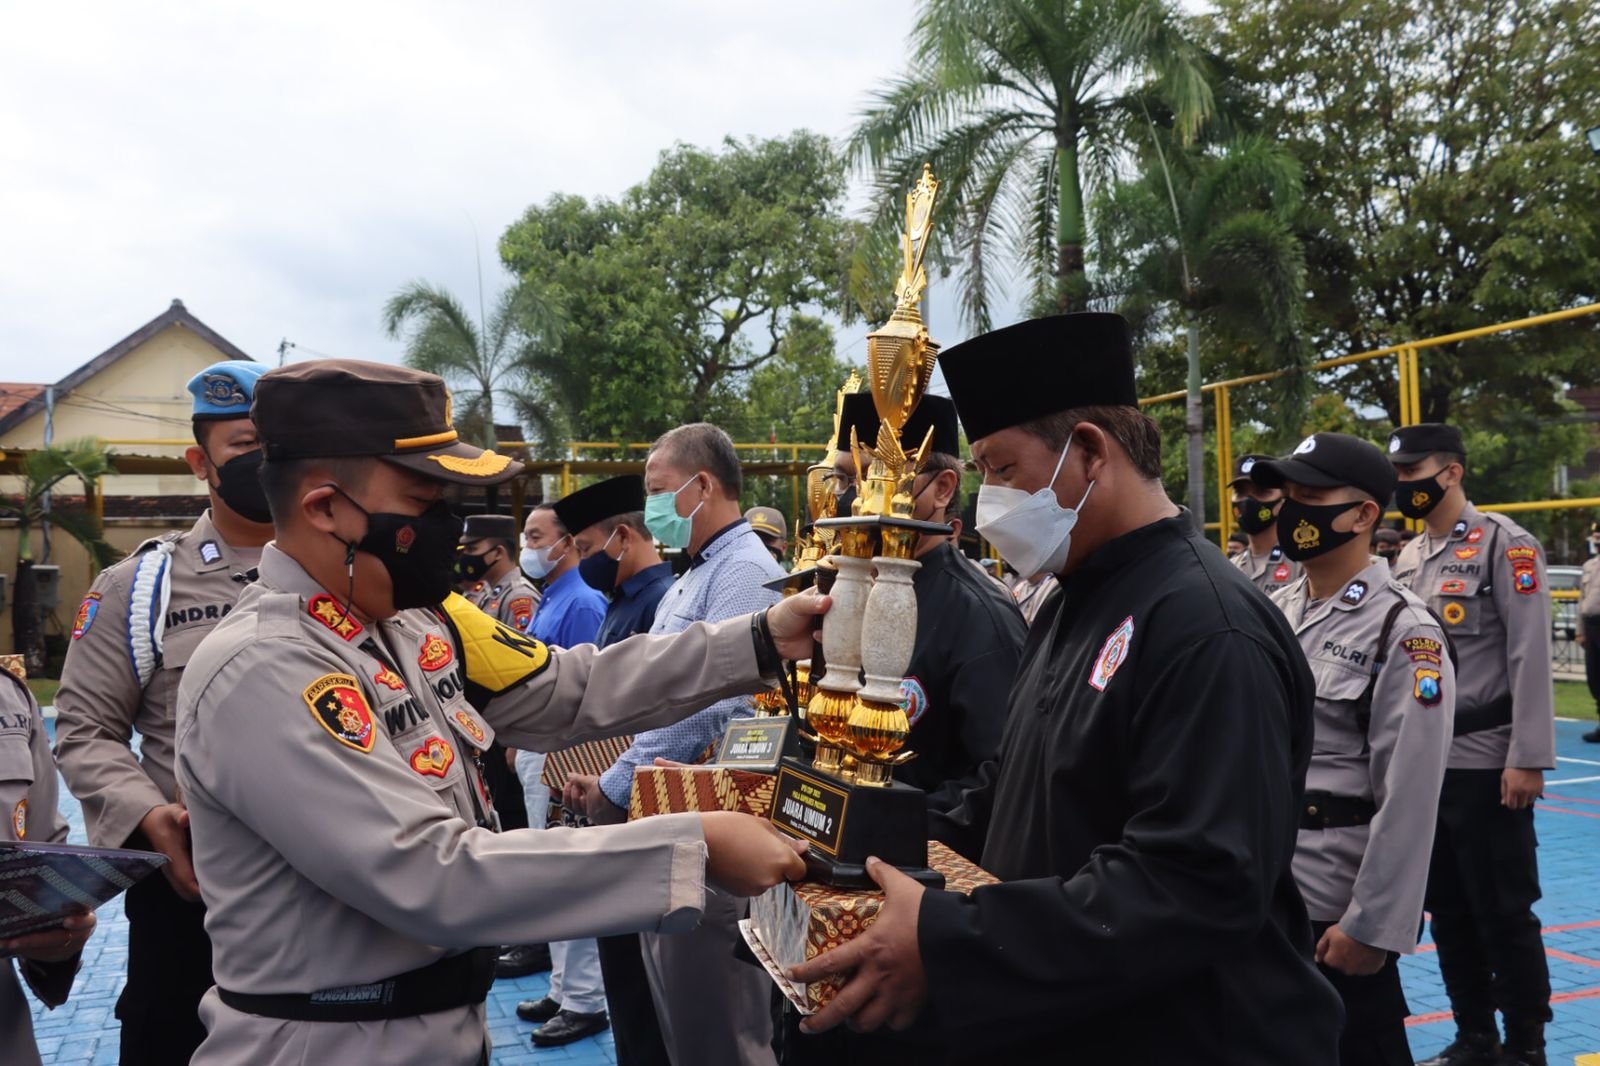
409, 736, 455, 778
71, 593, 101, 641
373, 665, 405, 691
1403, 636, 1442, 664
303, 673, 375, 753
1342, 581, 1367, 605
1089, 616, 1134, 692
1413, 666, 1443, 707
12, 798, 25, 839
199, 540, 222, 564
418, 633, 454, 672
308, 594, 363, 640
453, 710, 486, 745
509, 596, 535, 631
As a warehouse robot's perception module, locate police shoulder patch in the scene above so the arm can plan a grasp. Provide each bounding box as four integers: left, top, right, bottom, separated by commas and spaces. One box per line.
199, 540, 222, 564
1089, 616, 1135, 692
1413, 666, 1443, 707
1402, 636, 1442, 664
308, 594, 363, 640
509, 596, 535, 630
1507, 545, 1539, 594
12, 798, 25, 839
409, 736, 455, 778
71, 593, 101, 640
418, 633, 454, 672
303, 673, 375, 753
1341, 580, 1367, 605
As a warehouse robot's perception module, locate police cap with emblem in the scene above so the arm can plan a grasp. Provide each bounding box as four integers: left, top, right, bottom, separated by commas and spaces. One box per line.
1249, 432, 1397, 504
552, 475, 645, 537
938, 313, 1137, 443
1229, 454, 1274, 489
252, 359, 523, 485
1386, 423, 1466, 464
460, 514, 518, 544
834, 393, 962, 457
745, 506, 787, 540
188, 360, 268, 421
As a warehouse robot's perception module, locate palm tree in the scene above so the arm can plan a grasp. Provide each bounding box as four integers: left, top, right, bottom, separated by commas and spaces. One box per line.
849, 0, 1216, 326
1, 440, 119, 674
1096, 133, 1310, 518
383, 281, 562, 449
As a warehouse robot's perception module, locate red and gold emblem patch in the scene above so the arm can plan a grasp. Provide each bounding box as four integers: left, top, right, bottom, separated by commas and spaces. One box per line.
418, 633, 453, 672
308, 594, 363, 640
454, 710, 486, 745
12, 798, 25, 839
373, 665, 405, 691
1402, 636, 1443, 664
395, 525, 417, 554
1442, 601, 1467, 626
409, 736, 455, 778
1440, 579, 1466, 594
1466, 527, 1484, 544
302, 673, 375, 753
1453, 547, 1478, 560
1273, 564, 1291, 582
509, 596, 534, 630
71, 593, 101, 641
1506, 546, 1539, 595
1413, 666, 1443, 707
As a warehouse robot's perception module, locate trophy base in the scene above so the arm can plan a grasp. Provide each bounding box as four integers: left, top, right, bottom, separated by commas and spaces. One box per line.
769, 758, 945, 890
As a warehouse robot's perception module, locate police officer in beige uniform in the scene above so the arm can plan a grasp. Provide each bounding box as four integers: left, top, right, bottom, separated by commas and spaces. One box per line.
1230, 452, 1302, 595
1, 671, 97, 1066
54, 359, 272, 1065
1387, 423, 1555, 1066
457, 514, 540, 630
1251, 433, 1454, 1066
174, 360, 815, 1066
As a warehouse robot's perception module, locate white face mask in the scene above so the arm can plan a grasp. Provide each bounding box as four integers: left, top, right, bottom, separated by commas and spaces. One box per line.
975, 437, 1094, 579
520, 539, 568, 579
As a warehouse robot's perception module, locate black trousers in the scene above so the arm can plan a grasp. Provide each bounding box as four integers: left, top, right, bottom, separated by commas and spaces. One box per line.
117, 837, 214, 1066
595, 932, 671, 1066
1309, 920, 1411, 1066
1424, 767, 1552, 1032
1584, 616, 1600, 708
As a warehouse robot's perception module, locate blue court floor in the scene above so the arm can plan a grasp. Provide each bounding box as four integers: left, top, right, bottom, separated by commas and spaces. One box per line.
23, 718, 1600, 1063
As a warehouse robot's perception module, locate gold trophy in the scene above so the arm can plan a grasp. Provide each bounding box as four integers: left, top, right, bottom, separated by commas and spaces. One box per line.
768, 165, 948, 888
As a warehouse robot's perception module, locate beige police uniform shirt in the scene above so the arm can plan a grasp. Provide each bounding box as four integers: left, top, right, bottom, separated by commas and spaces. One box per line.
1273, 562, 1455, 955
468, 568, 540, 631
175, 544, 768, 1066
1392, 503, 1555, 770
1232, 542, 1301, 597
0, 672, 80, 1066
55, 510, 260, 848
1581, 553, 1600, 619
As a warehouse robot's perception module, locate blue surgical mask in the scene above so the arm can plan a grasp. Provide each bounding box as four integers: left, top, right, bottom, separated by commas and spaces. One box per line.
644, 475, 704, 550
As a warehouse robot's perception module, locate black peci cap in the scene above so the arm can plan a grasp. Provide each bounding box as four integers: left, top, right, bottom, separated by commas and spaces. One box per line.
938, 313, 1137, 443
1250, 432, 1398, 504
253, 360, 522, 485
1229, 453, 1275, 488
834, 393, 962, 457
552, 475, 645, 537
1386, 423, 1466, 464
460, 514, 518, 544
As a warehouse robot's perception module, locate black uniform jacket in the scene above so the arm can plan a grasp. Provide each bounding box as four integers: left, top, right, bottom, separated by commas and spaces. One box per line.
924, 516, 1342, 1064
898, 541, 1027, 812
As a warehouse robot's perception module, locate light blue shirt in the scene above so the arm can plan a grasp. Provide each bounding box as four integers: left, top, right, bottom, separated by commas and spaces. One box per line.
598, 520, 785, 806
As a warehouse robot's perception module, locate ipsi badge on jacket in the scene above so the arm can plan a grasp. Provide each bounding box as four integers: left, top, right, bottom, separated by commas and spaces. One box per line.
1089, 616, 1134, 691
71, 593, 100, 640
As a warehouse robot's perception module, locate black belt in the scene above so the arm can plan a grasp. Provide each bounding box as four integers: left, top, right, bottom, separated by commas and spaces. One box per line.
216, 946, 497, 1022
1300, 791, 1377, 830
1453, 695, 1513, 738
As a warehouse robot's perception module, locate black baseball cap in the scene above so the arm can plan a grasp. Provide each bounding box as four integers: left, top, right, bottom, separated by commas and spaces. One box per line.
1386, 423, 1466, 464
1228, 453, 1274, 489
1250, 432, 1397, 504
254, 360, 523, 486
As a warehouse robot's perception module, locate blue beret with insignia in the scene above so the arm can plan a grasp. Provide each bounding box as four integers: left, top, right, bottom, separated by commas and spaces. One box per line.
187, 360, 266, 421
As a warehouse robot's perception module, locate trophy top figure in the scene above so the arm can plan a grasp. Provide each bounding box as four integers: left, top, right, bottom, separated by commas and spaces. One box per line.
869, 164, 941, 440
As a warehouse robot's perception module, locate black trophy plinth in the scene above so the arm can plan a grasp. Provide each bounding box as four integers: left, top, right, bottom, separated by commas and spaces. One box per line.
769, 757, 945, 889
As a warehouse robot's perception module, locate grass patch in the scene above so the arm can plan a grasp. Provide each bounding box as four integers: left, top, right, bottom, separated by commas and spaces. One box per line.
27, 678, 59, 706
1556, 680, 1596, 721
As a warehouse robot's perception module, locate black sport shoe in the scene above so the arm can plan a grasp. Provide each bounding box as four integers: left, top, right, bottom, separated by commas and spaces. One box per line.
515, 996, 561, 1023
531, 1009, 610, 1047
1581, 725, 1600, 743
495, 943, 552, 979
1416, 1030, 1503, 1066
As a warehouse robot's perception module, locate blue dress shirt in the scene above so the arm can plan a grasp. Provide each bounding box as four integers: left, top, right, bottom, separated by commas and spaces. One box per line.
527, 566, 606, 648
595, 561, 676, 650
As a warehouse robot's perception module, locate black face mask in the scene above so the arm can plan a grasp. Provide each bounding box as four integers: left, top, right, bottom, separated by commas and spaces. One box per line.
208, 448, 272, 524
454, 549, 492, 583
1277, 498, 1364, 562
1395, 476, 1445, 519
329, 487, 464, 610
1231, 496, 1280, 535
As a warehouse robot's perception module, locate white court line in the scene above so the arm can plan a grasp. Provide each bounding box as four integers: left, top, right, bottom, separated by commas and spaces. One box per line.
1556, 756, 1600, 767
1545, 775, 1600, 786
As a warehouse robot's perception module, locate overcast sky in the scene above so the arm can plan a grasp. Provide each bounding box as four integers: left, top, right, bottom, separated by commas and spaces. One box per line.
0, 1, 996, 395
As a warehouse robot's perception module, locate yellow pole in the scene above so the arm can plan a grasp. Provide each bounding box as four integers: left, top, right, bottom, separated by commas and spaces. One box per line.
561, 462, 571, 498
789, 445, 801, 528
1214, 386, 1233, 548
1396, 348, 1412, 431
1406, 346, 1423, 425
